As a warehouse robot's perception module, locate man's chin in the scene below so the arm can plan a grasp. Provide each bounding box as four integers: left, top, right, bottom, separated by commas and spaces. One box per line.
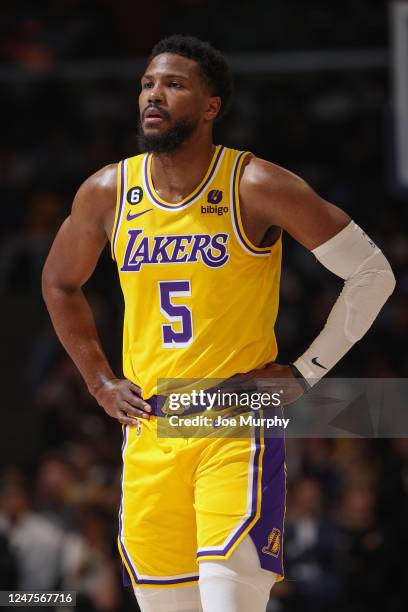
138, 132, 176, 154
137, 118, 198, 154
142, 125, 167, 137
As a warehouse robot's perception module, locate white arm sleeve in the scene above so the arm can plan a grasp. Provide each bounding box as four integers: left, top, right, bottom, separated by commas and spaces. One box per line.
293, 220, 396, 386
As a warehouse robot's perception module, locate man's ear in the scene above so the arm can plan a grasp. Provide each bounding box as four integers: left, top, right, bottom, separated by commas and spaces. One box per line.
204, 96, 221, 121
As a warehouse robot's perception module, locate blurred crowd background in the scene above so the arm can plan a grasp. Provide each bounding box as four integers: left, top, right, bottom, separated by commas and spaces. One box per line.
0, 1, 407, 611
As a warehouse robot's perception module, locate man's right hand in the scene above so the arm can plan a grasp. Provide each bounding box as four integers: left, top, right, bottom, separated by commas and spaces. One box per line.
94, 379, 152, 426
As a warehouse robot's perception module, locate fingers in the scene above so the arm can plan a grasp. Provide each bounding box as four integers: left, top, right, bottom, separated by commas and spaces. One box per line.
125, 381, 151, 412
117, 411, 141, 427
97, 379, 153, 425
128, 382, 142, 395
122, 389, 151, 413
120, 399, 150, 419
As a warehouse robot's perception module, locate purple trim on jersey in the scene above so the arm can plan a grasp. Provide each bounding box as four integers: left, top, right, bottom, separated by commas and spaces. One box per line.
231, 153, 271, 256
144, 146, 224, 209
249, 410, 286, 576
112, 160, 125, 261
197, 426, 261, 558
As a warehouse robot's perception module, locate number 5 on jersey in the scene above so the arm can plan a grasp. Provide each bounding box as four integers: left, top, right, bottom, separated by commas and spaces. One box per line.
159, 281, 193, 348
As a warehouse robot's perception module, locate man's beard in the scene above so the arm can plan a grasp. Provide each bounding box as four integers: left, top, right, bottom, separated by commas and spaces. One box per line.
137, 117, 198, 154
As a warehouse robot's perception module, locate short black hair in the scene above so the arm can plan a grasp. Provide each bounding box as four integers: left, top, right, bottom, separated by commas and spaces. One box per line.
149, 34, 233, 120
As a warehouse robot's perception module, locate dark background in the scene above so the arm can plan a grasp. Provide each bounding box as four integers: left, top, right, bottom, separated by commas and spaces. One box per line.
0, 1, 407, 611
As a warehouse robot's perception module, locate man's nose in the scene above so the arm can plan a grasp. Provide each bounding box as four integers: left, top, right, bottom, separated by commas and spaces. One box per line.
148, 83, 165, 104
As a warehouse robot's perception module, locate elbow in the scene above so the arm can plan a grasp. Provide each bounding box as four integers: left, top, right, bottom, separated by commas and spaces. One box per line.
369, 251, 396, 301
382, 260, 396, 299
41, 260, 60, 305
41, 262, 80, 304
386, 271, 396, 298
388, 269, 396, 296
41, 265, 52, 305
364, 266, 396, 306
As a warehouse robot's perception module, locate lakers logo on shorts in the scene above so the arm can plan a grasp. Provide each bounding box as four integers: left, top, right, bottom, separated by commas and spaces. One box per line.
262, 527, 281, 558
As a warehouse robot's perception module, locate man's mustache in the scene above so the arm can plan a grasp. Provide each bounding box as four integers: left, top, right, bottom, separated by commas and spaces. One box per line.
142, 104, 171, 121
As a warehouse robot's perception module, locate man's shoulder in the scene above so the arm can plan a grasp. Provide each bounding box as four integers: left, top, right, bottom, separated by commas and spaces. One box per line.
237, 154, 317, 227
240, 155, 306, 194
70, 163, 120, 231
72, 163, 119, 215
220, 144, 297, 185
79, 163, 118, 198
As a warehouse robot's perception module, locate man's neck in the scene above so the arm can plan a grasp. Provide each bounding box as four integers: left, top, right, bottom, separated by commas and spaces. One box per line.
150, 136, 215, 204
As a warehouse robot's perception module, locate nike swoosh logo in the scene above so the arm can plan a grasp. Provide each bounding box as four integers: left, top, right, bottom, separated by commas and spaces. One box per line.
126, 208, 153, 221
311, 357, 327, 369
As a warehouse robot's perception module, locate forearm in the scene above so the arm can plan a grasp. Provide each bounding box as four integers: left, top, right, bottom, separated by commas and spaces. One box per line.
42, 285, 116, 396
293, 221, 396, 385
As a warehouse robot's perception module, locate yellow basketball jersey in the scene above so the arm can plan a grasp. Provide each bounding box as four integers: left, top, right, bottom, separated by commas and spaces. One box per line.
111, 145, 282, 400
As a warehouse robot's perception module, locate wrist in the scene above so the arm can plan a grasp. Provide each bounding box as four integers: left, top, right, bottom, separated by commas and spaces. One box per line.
288, 362, 311, 392
88, 373, 117, 398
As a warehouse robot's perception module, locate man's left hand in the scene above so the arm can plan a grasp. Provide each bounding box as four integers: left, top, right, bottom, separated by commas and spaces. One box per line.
235, 362, 305, 406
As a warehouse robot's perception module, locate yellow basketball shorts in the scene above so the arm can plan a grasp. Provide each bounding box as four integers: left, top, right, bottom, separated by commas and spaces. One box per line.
118, 413, 286, 588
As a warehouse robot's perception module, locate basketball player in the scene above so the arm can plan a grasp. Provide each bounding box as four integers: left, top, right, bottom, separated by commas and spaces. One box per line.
42, 35, 395, 612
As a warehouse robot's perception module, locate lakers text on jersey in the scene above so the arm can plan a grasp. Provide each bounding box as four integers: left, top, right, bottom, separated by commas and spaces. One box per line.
111, 145, 282, 400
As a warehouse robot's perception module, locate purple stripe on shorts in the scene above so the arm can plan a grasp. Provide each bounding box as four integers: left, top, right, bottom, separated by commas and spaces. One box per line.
118, 425, 139, 584
197, 426, 261, 558
249, 408, 286, 576
144, 146, 224, 209
136, 575, 199, 586
122, 563, 132, 587
112, 160, 125, 261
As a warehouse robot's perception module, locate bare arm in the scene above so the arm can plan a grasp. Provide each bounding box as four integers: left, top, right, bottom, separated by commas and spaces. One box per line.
42, 164, 151, 424
239, 156, 395, 389
239, 156, 350, 248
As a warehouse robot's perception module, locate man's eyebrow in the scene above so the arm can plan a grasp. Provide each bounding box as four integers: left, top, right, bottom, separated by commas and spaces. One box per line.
141, 72, 189, 80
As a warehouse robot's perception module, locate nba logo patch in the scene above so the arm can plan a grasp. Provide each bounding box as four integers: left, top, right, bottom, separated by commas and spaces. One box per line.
262, 528, 281, 558
207, 189, 223, 204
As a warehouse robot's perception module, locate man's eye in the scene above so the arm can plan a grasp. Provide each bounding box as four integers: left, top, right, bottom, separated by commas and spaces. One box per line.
143, 82, 153, 89
169, 82, 181, 88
